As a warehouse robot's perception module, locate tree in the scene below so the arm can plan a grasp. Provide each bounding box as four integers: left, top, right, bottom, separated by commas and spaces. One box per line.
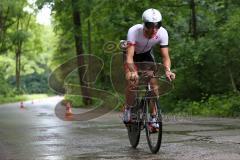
71, 0, 91, 105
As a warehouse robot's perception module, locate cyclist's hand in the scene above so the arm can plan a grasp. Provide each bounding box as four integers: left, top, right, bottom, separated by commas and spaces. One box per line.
126, 71, 139, 81
165, 70, 176, 81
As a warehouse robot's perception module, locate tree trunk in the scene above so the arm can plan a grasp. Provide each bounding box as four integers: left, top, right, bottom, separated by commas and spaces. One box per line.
15, 16, 20, 91
71, 0, 91, 105
228, 68, 238, 93
16, 50, 20, 91
15, 42, 22, 92
15, 13, 31, 92
190, 0, 197, 39
0, 7, 9, 53
87, 19, 92, 54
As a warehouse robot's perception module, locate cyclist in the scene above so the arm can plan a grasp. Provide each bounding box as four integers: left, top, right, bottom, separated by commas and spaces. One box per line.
123, 8, 175, 129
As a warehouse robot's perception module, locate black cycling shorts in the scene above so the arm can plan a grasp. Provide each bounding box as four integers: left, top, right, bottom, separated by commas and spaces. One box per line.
133, 50, 155, 62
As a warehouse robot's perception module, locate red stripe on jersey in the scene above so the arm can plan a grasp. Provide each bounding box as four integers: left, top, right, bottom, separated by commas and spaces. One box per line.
127, 42, 136, 46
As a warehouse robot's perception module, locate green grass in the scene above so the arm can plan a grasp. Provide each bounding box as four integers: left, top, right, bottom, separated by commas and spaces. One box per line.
64, 94, 122, 110
64, 94, 102, 108
0, 94, 49, 104
64, 95, 84, 108
161, 93, 240, 117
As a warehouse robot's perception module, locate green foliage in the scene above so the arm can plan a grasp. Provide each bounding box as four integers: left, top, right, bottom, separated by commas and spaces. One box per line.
8, 72, 50, 94
10, 30, 31, 45
64, 95, 83, 108
0, 94, 48, 104
162, 93, 240, 117
0, 0, 237, 117
64, 94, 101, 108
0, 72, 13, 97
44, 0, 240, 117
0, 0, 55, 99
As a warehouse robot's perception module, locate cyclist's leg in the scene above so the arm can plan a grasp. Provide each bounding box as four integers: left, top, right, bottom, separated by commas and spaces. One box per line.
123, 75, 139, 123
123, 50, 152, 122
124, 50, 144, 109
149, 78, 159, 116
125, 79, 139, 107
123, 61, 139, 123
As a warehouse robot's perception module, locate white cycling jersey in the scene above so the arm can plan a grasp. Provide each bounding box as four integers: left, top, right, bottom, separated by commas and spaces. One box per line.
127, 24, 168, 54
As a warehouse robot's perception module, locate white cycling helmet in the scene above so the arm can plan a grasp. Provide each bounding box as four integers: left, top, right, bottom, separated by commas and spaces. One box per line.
142, 8, 162, 23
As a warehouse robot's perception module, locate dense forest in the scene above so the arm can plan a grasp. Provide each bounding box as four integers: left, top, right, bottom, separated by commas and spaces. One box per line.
0, 0, 240, 117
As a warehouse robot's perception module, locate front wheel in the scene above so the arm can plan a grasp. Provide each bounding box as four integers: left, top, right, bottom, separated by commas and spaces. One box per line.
127, 106, 141, 148
144, 98, 162, 154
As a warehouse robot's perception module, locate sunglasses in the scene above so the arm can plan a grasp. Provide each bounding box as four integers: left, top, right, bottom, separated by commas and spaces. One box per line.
144, 22, 162, 29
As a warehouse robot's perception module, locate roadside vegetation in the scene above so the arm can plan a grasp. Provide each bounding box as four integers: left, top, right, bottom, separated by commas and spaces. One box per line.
1, 0, 239, 117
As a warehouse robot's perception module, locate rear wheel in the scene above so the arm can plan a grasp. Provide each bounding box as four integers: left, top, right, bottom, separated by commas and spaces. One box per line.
145, 98, 162, 153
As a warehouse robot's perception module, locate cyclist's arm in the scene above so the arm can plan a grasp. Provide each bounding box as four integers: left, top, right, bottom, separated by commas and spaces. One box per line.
126, 25, 137, 72
160, 47, 171, 71
125, 44, 136, 72
160, 47, 176, 81
159, 27, 171, 71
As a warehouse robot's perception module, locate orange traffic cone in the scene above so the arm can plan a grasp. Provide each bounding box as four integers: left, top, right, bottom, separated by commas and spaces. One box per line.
20, 101, 24, 109
65, 102, 73, 117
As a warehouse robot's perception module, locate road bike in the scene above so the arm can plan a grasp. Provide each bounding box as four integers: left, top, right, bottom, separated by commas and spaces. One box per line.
120, 40, 173, 153
126, 73, 168, 154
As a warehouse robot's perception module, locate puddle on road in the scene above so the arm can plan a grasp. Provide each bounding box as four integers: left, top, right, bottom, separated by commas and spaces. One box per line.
37, 112, 55, 117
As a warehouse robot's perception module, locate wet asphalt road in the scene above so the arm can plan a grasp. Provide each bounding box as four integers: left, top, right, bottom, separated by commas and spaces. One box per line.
0, 96, 240, 160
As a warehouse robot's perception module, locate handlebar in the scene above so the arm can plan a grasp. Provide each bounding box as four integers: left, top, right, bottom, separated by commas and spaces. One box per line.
130, 72, 175, 82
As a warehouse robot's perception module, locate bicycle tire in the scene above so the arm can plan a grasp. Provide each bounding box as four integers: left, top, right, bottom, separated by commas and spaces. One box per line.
127, 102, 141, 148
145, 98, 162, 154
